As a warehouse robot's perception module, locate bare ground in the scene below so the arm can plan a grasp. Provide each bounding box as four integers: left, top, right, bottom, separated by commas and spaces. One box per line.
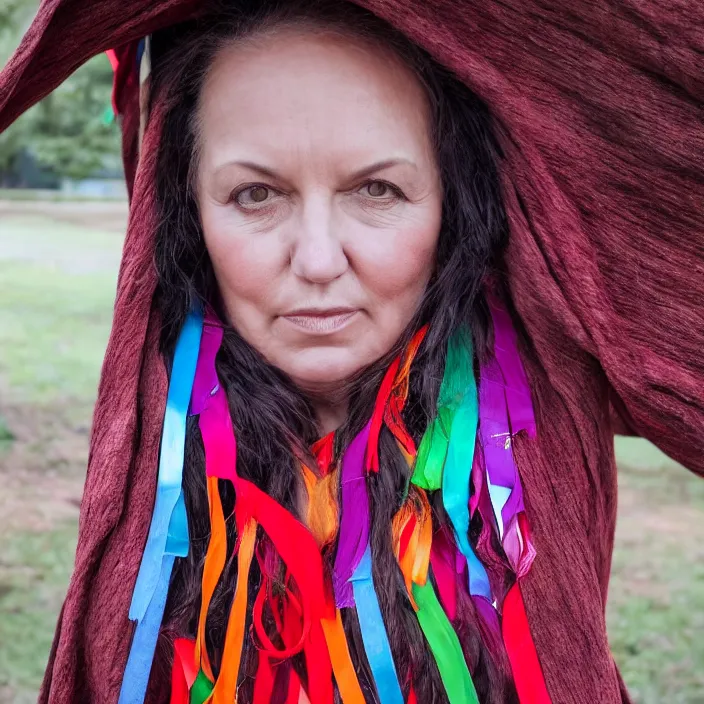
0, 400, 87, 534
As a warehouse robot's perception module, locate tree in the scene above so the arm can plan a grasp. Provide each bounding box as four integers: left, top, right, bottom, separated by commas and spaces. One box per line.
1, 0, 122, 185
0, 0, 37, 184
0, 0, 35, 49
29, 55, 122, 181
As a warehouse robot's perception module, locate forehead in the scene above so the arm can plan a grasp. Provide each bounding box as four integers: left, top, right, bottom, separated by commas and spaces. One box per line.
196, 27, 434, 167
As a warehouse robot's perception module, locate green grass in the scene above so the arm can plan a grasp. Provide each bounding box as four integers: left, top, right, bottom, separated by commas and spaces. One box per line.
0, 207, 120, 704
0, 188, 126, 202
0, 521, 78, 702
0, 203, 702, 702
0, 216, 120, 408
609, 441, 704, 704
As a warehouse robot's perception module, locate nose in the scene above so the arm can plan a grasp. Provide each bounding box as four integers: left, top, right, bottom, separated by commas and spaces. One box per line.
290, 200, 348, 284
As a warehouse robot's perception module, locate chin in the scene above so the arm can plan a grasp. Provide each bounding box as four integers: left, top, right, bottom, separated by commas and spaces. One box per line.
282, 347, 367, 390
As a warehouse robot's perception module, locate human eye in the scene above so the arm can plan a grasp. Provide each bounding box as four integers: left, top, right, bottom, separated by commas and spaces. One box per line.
358, 180, 406, 201
230, 184, 278, 209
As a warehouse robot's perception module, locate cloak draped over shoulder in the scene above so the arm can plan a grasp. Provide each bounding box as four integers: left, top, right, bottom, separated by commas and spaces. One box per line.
0, 1, 702, 702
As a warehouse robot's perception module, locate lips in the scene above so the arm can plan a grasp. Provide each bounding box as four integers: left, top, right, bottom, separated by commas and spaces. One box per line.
282, 308, 359, 334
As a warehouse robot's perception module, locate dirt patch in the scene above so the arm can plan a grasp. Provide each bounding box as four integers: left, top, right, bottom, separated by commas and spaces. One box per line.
0, 399, 88, 533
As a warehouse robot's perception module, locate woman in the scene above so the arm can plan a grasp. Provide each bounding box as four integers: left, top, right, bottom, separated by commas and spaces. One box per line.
1, 0, 702, 703
147, 4, 518, 703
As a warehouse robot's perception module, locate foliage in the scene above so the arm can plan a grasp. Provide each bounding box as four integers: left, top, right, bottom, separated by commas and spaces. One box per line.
28, 56, 122, 180
0, 0, 121, 183
0, 0, 36, 181
0, 0, 35, 49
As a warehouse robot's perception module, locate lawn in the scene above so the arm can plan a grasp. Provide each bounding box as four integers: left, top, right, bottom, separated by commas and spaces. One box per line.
0, 202, 702, 703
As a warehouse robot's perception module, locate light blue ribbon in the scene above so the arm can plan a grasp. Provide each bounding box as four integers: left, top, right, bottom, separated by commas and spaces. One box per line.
119, 554, 175, 704
350, 545, 404, 704
118, 310, 203, 704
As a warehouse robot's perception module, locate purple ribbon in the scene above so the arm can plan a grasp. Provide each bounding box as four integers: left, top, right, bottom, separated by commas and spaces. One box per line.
190, 317, 223, 417
333, 421, 372, 607
488, 300, 536, 439
478, 299, 536, 574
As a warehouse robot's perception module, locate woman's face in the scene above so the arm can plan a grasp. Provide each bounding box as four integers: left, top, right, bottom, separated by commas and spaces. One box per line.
196, 27, 442, 397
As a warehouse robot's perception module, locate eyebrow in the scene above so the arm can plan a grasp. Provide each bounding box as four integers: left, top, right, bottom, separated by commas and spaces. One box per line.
213, 157, 417, 182
347, 158, 417, 181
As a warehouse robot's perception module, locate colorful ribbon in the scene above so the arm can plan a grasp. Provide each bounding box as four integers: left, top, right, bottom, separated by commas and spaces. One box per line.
320, 609, 366, 704
119, 309, 203, 704
413, 579, 480, 704
143, 300, 551, 704
503, 583, 551, 704
443, 385, 493, 601
191, 314, 336, 703
333, 422, 372, 607
366, 327, 428, 472
350, 545, 404, 704
334, 330, 433, 703
391, 488, 478, 704
479, 299, 551, 703
479, 301, 536, 576
410, 329, 492, 601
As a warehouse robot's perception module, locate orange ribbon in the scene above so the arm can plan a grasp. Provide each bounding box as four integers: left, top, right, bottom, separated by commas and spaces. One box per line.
392, 487, 433, 609
301, 462, 339, 549
208, 518, 257, 703
320, 609, 366, 704
195, 476, 227, 682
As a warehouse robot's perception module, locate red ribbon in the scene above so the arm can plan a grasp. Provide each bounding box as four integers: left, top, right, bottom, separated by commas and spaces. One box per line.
170, 638, 197, 704
502, 582, 552, 704
365, 326, 428, 472
312, 432, 335, 475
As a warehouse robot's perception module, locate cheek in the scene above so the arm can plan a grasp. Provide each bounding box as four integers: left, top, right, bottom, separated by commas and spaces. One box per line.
352, 210, 440, 309
199, 203, 285, 314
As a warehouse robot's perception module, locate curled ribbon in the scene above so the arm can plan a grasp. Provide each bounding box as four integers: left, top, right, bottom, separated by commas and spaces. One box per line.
366, 326, 428, 472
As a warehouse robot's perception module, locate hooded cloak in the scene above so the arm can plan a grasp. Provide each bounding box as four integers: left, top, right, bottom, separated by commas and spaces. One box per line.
0, 1, 702, 702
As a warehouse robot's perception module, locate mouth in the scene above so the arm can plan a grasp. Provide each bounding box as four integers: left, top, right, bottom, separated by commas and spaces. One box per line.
282, 308, 359, 334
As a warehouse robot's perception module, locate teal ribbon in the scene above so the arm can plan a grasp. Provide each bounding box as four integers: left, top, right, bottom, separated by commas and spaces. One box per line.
412, 329, 492, 601
442, 376, 492, 600
411, 329, 469, 489
403, 330, 484, 701
118, 310, 203, 704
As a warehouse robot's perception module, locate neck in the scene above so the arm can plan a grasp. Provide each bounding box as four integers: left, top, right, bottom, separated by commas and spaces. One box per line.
294, 377, 353, 436
312, 398, 348, 435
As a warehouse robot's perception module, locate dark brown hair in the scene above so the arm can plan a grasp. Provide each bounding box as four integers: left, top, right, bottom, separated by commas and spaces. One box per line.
149, 1, 516, 701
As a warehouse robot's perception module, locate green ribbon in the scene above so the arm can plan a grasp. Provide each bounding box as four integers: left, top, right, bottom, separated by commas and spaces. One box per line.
412, 329, 474, 491
413, 579, 480, 704
190, 670, 214, 704
408, 329, 480, 703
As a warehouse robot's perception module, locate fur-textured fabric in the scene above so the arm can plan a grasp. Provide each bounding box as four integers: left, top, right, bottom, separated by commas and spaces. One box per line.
0, 1, 702, 702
